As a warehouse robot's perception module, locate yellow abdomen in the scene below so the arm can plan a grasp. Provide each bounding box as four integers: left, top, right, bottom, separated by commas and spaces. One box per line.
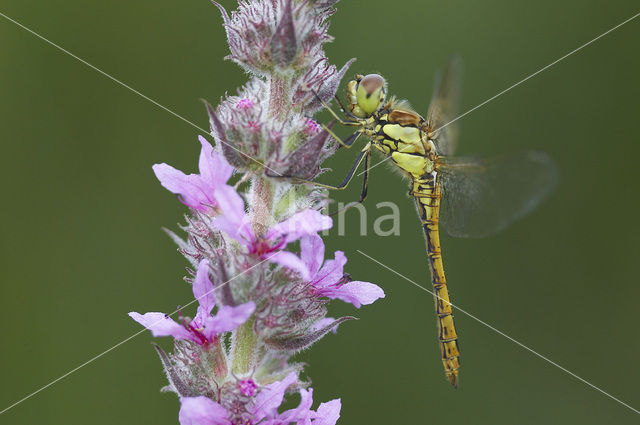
412, 176, 461, 388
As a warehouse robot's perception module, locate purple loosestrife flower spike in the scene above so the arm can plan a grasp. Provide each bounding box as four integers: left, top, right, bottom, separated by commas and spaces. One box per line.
131, 1, 384, 424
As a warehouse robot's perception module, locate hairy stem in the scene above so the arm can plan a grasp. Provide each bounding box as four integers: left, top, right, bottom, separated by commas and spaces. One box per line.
268, 74, 289, 120
231, 317, 257, 375
251, 177, 274, 236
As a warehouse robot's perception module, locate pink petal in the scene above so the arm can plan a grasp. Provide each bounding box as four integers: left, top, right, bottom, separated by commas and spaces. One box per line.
276, 388, 314, 423
193, 259, 215, 325
266, 209, 332, 244
312, 399, 341, 425
128, 312, 193, 341
153, 164, 211, 211
203, 302, 255, 339
267, 251, 310, 280
321, 281, 385, 308
212, 186, 253, 245
313, 251, 347, 289
198, 136, 233, 187
300, 234, 325, 279
213, 185, 244, 218
179, 396, 231, 425
250, 372, 298, 420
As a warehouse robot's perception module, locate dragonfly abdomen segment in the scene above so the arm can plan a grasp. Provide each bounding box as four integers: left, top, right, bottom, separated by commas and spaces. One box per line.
412, 175, 461, 388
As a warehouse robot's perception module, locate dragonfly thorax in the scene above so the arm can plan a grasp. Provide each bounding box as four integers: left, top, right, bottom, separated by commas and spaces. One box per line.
346, 74, 387, 118
363, 106, 438, 178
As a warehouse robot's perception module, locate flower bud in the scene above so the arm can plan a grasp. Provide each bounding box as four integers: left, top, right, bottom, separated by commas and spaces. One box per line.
213, 0, 335, 74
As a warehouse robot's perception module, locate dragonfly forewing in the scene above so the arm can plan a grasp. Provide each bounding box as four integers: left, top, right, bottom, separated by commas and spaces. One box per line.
438, 150, 558, 238
426, 55, 463, 156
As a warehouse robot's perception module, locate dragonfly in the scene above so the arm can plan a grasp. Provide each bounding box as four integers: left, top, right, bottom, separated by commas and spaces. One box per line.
309, 56, 557, 388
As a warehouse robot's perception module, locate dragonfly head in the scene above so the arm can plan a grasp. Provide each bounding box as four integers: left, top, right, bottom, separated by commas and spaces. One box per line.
347, 74, 386, 118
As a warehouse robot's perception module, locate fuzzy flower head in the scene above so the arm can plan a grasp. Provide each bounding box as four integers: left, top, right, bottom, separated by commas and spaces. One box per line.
208, 79, 269, 169
213, 0, 335, 74
153, 136, 234, 213
129, 259, 255, 346
208, 79, 337, 179
206, 0, 355, 178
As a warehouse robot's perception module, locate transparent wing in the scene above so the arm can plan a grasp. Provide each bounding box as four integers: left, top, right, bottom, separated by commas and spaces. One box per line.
426, 55, 463, 156
438, 150, 558, 238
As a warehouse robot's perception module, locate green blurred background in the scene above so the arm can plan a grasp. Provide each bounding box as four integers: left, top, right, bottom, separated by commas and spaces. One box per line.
1, 0, 639, 424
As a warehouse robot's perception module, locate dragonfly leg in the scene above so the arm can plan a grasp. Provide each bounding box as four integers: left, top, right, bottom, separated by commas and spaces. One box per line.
330, 148, 371, 216
310, 89, 362, 127
323, 126, 362, 149
266, 142, 371, 194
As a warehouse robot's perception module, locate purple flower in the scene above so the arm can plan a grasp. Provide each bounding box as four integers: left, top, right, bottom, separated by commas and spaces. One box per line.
212, 186, 332, 280
177, 366, 340, 425
248, 372, 298, 421
272, 390, 341, 425
129, 259, 255, 346
301, 234, 385, 308
250, 373, 341, 425
311, 399, 342, 425
153, 136, 234, 212
179, 396, 231, 425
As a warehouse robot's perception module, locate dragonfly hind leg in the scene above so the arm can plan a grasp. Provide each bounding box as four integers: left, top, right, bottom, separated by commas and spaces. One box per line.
322, 125, 362, 149
331, 148, 370, 216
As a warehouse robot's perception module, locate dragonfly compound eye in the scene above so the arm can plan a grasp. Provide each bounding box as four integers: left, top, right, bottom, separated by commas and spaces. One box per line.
356, 74, 386, 115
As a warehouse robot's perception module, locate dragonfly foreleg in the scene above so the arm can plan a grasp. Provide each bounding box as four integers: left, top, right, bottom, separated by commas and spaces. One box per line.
310, 88, 362, 128
266, 142, 371, 194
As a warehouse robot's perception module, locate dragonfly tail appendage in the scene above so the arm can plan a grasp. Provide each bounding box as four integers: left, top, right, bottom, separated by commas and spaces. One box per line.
412, 177, 461, 388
